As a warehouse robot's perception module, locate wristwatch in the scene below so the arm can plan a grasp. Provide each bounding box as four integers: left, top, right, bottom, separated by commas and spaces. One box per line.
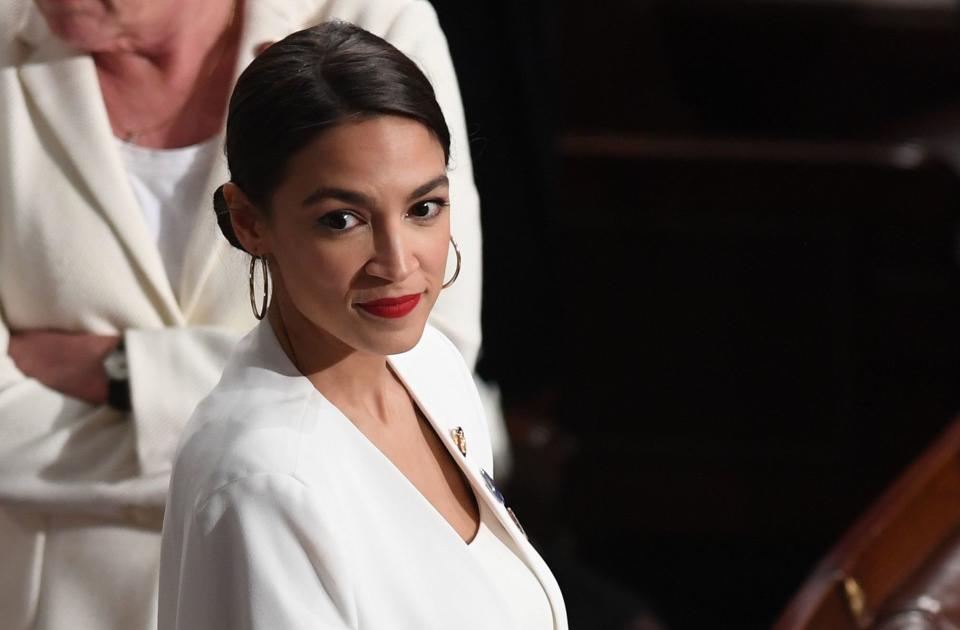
103, 340, 132, 412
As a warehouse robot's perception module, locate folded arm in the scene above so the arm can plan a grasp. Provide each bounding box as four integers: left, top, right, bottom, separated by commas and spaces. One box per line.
0, 316, 243, 524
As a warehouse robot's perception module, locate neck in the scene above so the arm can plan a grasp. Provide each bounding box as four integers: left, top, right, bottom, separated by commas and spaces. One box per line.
93, 0, 241, 147
268, 290, 401, 425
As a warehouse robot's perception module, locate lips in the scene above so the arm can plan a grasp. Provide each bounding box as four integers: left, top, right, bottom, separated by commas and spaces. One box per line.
355, 293, 422, 319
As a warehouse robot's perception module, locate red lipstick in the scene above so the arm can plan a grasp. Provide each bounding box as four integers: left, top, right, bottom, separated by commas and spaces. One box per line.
356, 293, 421, 319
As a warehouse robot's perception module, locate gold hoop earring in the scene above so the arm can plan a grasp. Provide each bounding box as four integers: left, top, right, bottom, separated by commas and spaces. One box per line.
249, 255, 270, 320
442, 236, 461, 290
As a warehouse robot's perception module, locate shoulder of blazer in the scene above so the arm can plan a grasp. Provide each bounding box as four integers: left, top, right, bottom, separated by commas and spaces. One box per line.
170, 323, 319, 505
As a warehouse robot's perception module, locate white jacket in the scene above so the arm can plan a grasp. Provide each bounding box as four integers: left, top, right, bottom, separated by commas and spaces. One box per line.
160, 323, 567, 630
0, 1, 482, 628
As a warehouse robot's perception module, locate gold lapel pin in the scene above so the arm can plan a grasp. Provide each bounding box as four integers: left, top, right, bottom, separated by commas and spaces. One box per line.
451, 426, 467, 457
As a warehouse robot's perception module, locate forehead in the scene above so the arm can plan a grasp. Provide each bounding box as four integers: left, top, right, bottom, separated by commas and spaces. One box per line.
277, 116, 447, 202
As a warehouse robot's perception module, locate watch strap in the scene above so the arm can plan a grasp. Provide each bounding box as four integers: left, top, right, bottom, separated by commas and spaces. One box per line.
107, 377, 132, 412
105, 339, 131, 412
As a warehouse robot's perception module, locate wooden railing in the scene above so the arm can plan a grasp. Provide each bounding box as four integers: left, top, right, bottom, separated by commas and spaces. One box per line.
775, 417, 960, 629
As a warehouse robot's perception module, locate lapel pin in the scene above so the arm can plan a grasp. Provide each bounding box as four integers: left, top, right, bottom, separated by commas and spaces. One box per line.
480, 468, 504, 504
451, 426, 467, 457
507, 507, 527, 538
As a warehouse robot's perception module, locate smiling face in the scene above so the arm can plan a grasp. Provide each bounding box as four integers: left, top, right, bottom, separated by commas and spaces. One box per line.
230, 115, 451, 358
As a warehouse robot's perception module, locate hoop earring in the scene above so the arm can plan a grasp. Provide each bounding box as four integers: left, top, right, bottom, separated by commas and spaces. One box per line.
442, 236, 462, 290
249, 255, 270, 320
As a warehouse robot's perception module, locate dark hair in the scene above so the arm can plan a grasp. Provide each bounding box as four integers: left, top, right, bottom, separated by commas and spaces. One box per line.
213, 20, 451, 252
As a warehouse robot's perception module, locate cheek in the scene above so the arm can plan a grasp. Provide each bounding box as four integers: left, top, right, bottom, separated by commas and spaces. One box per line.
271, 236, 358, 302
426, 234, 452, 277
417, 213, 452, 275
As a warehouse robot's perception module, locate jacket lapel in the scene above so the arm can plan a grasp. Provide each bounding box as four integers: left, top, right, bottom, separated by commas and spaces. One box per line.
388, 338, 568, 630
16, 10, 182, 324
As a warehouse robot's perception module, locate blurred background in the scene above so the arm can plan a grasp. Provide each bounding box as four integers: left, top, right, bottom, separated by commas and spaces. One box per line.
428, 0, 960, 628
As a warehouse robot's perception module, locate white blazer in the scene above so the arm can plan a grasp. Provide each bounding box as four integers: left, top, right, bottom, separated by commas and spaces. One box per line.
0, 1, 482, 628
159, 323, 567, 630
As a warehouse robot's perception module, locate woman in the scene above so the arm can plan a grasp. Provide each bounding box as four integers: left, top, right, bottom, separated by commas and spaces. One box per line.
159, 22, 566, 630
0, 1, 482, 628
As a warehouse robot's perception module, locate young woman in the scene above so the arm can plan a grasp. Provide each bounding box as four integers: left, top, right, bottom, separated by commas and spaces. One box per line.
158, 22, 567, 630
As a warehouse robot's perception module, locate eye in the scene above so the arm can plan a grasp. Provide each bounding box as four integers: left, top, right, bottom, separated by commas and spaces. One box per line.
317, 211, 362, 231
408, 199, 448, 220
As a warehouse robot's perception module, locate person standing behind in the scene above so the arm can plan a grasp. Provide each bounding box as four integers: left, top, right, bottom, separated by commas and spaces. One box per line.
0, 1, 482, 629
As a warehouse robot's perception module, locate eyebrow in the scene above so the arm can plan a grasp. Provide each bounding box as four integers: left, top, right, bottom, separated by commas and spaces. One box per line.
406, 175, 449, 202
301, 186, 374, 208
300, 174, 449, 208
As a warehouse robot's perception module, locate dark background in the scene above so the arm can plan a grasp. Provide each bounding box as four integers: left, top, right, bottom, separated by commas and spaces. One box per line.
429, 1, 960, 627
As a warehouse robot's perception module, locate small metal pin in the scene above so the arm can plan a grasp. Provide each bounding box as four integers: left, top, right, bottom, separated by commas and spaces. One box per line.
480, 468, 504, 504
451, 426, 467, 457
507, 507, 527, 538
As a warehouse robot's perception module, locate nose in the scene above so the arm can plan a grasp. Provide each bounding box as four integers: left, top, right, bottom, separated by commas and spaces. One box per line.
364, 223, 418, 282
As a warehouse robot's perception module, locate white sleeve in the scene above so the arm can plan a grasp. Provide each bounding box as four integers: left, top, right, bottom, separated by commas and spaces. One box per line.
0, 315, 241, 524
160, 474, 355, 630
125, 325, 242, 475
384, 1, 483, 369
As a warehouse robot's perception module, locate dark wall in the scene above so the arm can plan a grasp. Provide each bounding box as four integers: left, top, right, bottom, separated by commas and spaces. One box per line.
426, 0, 562, 398
432, 1, 960, 627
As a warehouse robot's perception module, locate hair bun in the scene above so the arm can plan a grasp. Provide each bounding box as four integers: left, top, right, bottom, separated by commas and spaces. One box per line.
212, 185, 248, 253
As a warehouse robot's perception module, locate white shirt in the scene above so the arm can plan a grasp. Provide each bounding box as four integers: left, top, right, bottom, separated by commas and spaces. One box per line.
117, 137, 221, 293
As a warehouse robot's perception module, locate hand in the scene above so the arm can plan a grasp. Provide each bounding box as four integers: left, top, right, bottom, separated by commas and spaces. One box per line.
8, 331, 120, 405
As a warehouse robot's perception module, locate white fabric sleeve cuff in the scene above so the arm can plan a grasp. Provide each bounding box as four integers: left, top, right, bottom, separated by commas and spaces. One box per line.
126, 326, 243, 475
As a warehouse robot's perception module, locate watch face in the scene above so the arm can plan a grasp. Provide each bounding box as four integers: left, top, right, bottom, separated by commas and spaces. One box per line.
104, 348, 129, 380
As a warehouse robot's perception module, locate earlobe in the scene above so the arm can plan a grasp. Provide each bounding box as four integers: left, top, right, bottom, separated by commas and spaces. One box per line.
224, 183, 269, 255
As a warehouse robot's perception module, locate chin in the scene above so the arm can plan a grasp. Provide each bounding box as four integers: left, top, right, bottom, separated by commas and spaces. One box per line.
41, 12, 118, 52
354, 320, 428, 357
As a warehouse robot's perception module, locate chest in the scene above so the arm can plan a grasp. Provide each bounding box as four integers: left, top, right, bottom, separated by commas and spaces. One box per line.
96, 56, 235, 148
353, 406, 480, 544
310, 423, 545, 630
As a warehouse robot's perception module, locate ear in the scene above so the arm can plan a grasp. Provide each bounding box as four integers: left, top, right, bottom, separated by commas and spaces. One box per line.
224, 182, 270, 255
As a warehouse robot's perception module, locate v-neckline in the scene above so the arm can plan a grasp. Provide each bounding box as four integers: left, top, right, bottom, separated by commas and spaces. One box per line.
309, 360, 483, 547
258, 320, 509, 547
